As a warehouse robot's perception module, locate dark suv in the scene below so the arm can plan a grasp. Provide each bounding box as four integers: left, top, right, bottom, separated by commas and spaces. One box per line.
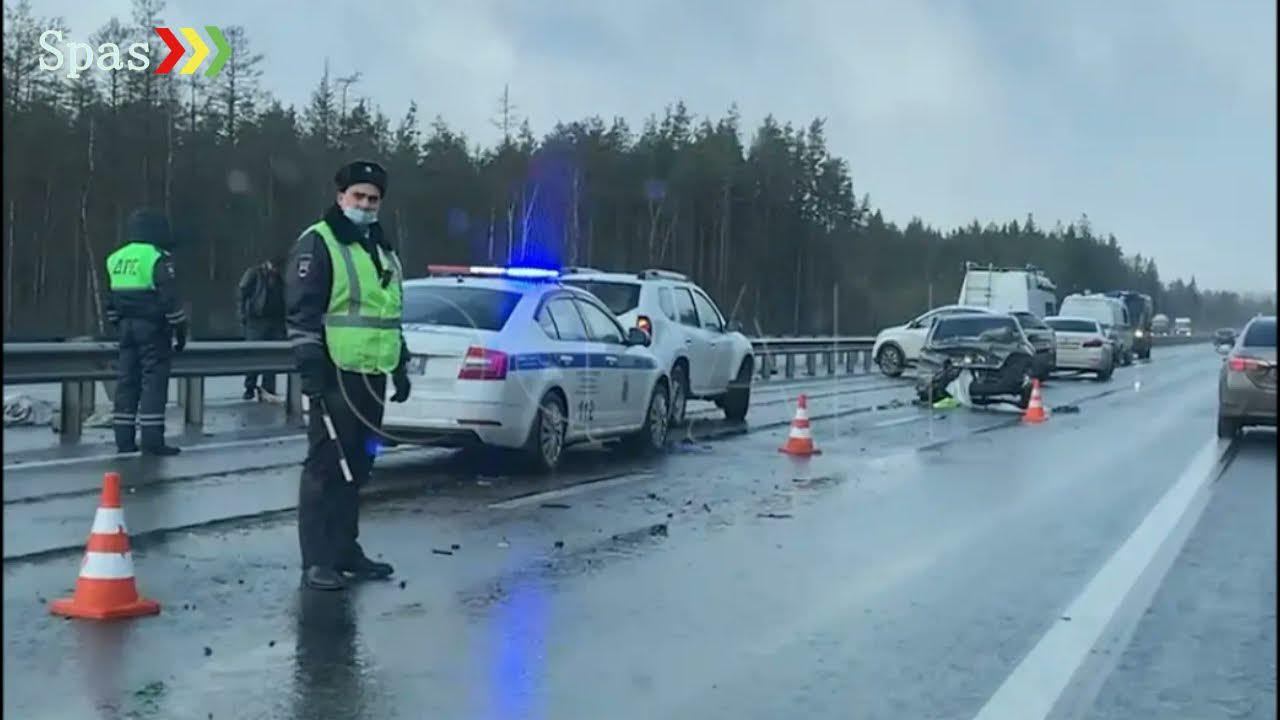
915, 313, 1037, 408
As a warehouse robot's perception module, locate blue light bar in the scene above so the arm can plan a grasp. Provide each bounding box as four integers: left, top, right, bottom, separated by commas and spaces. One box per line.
503, 267, 560, 279
427, 265, 561, 280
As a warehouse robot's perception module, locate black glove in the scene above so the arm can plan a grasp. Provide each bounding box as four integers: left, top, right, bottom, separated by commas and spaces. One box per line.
173, 322, 187, 352
391, 370, 411, 403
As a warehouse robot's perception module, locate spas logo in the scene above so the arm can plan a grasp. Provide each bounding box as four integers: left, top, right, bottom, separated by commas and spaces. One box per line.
38, 26, 231, 79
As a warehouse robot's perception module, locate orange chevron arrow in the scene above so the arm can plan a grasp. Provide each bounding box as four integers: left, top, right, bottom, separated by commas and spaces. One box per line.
179, 27, 208, 75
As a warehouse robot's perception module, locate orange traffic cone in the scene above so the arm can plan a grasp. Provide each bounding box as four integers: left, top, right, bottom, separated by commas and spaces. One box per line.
1022, 379, 1047, 424
49, 472, 160, 620
779, 394, 822, 456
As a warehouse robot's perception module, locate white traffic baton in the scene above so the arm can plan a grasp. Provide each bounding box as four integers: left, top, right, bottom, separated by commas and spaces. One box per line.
303, 394, 355, 483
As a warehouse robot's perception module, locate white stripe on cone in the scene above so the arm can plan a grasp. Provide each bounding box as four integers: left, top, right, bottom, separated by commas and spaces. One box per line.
90, 508, 127, 535
789, 427, 812, 440
80, 551, 138, 580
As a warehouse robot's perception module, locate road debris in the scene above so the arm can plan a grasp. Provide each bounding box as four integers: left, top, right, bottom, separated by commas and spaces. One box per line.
431, 549, 454, 556
757, 513, 794, 519
541, 502, 571, 510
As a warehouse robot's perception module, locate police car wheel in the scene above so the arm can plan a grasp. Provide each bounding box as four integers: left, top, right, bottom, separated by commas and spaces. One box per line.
524, 392, 567, 472
626, 382, 670, 453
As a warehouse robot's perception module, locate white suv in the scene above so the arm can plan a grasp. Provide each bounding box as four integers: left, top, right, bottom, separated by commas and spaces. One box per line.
561, 268, 755, 424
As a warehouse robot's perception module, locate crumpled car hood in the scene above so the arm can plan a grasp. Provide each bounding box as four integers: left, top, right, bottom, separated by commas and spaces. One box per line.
923, 340, 1026, 366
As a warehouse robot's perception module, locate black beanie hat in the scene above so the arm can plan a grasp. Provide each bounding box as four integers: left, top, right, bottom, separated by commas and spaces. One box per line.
334, 161, 388, 196
126, 208, 172, 248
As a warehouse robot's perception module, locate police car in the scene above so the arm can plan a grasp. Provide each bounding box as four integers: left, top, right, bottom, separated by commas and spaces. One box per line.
381, 265, 671, 472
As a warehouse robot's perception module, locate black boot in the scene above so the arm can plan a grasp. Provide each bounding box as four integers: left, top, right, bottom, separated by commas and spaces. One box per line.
114, 424, 138, 454
338, 554, 394, 580
302, 566, 346, 591
243, 387, 257, 401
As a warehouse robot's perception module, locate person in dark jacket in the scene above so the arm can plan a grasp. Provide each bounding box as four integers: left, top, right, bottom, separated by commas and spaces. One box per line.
237, 255, 287, 400
104, 209, 187, 456
286, 160, 412, 591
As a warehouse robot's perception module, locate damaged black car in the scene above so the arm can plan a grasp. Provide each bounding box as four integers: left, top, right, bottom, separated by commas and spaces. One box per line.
915, 313, 1037, 408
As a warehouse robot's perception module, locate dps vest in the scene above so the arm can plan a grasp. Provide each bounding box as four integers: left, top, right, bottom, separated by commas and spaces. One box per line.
308, 220, 403, 374
107, 242, 162, 291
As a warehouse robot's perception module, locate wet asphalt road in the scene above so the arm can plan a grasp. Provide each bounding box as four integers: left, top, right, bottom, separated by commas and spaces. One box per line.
3, 344, 1274, 719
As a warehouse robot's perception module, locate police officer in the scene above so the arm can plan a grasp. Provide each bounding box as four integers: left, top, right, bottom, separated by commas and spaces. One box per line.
105, 209, 187, 456
286, 160, 412, 591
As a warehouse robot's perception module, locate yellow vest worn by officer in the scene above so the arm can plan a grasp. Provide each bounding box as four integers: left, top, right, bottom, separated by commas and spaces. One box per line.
305, 219, 403, 373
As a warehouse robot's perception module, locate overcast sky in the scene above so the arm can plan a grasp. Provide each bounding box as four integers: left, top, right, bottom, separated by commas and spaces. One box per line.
27, 0, 1277, 293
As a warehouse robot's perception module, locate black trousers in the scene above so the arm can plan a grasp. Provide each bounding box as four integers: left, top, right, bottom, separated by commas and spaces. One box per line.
297, 371, 387, 569
243, 319, 285, 393
112, 318, 172, 450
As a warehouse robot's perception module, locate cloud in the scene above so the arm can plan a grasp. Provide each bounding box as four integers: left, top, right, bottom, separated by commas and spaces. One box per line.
21, 0, 1276, 292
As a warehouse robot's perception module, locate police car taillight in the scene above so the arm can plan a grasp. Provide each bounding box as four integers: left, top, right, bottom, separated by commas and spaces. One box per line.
458, 346, 508, 380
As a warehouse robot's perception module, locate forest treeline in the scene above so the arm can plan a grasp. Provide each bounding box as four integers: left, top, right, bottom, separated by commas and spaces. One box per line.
3, 0, 1272, 340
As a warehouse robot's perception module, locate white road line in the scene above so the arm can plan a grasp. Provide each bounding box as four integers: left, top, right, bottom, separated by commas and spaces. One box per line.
872, 416, 920, 429
2, 434, 309, 471
971, 437, 1224, 720
489, 471, 655, 510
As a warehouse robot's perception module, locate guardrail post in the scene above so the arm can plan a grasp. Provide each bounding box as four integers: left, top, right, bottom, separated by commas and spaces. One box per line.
181, 377, 204, 428
784, 354, 796, 379
757, 354, 770, 382
59, 381, 84, 441
863, 350, 872, 373
825, 351, 835, 375
79, 380, 95, 416
846, 350, 855, 374
805, 352, 816, 377
286, 372, 303, 426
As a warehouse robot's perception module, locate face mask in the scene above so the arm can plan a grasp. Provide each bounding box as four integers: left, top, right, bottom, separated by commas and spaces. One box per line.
343, 207, 378, 227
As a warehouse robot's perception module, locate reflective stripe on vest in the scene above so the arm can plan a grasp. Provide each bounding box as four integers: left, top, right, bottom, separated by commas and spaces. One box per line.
106, 243, 162, 291
309, 220, 404, 374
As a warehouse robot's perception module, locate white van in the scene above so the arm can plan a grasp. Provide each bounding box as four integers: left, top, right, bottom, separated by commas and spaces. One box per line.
1059, 293, 1134, 365
958, 262, 1059, 318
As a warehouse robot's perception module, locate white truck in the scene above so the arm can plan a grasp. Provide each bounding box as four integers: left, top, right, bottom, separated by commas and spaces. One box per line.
1152, 313, 1171, 336
1175, 317, 1192, 336
957, 262, 1059, 318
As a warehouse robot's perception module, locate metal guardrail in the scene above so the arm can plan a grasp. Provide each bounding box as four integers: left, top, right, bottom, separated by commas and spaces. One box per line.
1, 333, 1212, 442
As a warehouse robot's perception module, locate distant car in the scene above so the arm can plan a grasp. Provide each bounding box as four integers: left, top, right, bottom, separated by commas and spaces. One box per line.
872, 305, 995, 377
1010, 310, 1057, 380
1213, 328, 1237, 348
560, 268, 755, 425
381, 265, 671, 472
1216, 315, 1276, 438
914, 313, 1036, 408
1044, 316, 1115, 381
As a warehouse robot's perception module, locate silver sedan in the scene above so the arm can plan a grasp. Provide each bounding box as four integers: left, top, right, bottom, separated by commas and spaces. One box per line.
1044, 316, 1115, 381
1217, 315, 1277, 438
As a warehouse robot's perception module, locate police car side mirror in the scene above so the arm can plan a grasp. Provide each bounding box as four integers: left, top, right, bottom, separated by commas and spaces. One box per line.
626, 327, 651, 347
728, 320, 744, 333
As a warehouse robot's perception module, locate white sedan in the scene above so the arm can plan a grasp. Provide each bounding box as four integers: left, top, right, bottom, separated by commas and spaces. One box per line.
381, 266, 671, 472
1044, 316, 1115, 381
